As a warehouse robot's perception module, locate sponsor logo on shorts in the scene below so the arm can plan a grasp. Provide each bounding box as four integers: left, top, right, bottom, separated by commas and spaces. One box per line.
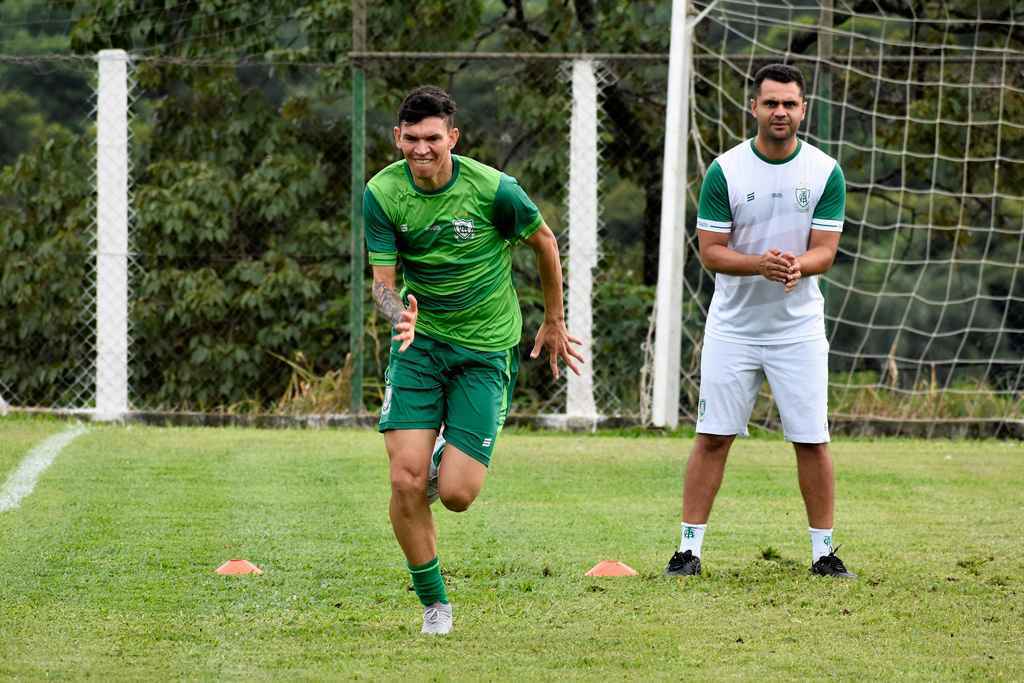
698, 399, 706, 421
453, 217, 475, 240
482, 437, 493, 448
381, 385, 392, 417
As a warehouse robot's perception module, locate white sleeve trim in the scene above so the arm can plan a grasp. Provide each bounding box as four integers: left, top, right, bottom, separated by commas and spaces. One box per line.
697, 218, 732, 233
811, 219, 843, 232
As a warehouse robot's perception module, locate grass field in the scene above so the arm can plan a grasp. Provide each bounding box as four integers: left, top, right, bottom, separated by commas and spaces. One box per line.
1, 416, 1022, 679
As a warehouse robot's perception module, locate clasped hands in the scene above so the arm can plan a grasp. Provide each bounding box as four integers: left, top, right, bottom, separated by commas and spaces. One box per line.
758, 249, 801, 293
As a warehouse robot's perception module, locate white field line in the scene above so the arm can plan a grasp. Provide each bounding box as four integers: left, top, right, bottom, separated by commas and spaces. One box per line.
0, 423, 87, 513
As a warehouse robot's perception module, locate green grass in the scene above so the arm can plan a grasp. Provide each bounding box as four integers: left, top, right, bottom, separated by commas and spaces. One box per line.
1, 420, 1022, 679
0, 415, 69, 475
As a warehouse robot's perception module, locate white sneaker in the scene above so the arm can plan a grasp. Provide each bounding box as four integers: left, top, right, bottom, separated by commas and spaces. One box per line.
426, 435, 444, 505
421, 601, 452, 635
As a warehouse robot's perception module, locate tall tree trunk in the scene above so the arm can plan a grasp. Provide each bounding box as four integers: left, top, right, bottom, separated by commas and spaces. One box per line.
643, 183, 661, 285
574, 0, 662, 285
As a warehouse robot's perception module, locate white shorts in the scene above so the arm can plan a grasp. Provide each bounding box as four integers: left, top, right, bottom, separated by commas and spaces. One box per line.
696, 336, 830, 443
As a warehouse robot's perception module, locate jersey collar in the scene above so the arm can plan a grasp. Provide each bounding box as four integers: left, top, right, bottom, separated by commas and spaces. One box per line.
403, 155, 461, 195
750, 138, 802, 165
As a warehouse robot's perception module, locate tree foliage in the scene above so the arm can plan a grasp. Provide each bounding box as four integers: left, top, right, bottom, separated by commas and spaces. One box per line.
0, 1, 89, 165
1, 0, 1022, 414
0, 129, 93, 404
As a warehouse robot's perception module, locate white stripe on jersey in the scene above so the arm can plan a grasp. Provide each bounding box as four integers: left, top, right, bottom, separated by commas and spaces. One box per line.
696, 217, 733, 233
811, 217, 843, 231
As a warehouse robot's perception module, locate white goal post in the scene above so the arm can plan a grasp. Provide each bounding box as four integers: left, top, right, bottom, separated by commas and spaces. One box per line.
651, 0, 1024, 432
652, 0, 696, 429
95, 49, 131, 421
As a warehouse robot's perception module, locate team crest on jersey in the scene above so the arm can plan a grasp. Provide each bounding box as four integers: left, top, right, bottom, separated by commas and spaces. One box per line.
794, 185, 811, 212
453, 218, 475, 240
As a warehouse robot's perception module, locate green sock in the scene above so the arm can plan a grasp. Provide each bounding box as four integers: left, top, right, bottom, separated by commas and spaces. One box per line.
408, 556, 449, 606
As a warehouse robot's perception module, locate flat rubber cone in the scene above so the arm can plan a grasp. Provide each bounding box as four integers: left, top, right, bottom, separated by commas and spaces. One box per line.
585, 560, 638, 577
215, 559, 263, 575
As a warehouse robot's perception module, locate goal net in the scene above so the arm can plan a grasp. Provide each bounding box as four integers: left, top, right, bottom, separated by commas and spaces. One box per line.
681, 0, 1024, 434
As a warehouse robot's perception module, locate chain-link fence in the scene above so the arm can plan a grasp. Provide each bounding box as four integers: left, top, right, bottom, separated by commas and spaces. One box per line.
0, 55, 97, 412
4, 1, 1022, 435
358, 56, 667, 421
2, 51, 667, 421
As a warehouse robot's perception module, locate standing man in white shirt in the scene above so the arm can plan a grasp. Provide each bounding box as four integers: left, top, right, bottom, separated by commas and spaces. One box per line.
664, 64, 855, 579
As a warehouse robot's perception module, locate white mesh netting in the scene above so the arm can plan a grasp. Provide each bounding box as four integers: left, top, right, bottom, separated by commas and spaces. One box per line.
681, 0, 1024, 433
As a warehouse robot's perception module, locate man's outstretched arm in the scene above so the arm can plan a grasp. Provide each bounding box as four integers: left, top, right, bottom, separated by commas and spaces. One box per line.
523, 224, 584, 379
372, 265, 418, 352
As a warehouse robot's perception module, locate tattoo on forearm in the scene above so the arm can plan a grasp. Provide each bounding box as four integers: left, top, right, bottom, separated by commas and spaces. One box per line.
372, 281, 405, 326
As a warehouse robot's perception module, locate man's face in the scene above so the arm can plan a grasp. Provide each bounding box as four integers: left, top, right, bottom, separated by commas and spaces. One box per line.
751, 79, 806, 142
393, 116, 459, 182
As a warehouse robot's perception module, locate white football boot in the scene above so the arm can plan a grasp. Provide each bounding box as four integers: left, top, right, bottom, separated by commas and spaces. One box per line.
421, 601, 453, 635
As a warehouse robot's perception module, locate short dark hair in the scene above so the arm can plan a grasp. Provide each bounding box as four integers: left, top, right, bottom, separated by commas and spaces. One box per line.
398, 85, 457, 127
752, 64, 806, 98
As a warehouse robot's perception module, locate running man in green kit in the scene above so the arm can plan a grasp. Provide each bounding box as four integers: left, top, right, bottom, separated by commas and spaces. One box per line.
364, 86, 584, 635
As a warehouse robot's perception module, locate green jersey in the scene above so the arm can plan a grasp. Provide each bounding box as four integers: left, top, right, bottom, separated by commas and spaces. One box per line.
364, 154, 544, 351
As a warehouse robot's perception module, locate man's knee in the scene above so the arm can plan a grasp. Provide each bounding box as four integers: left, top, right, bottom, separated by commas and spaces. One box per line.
697, 433, 734, 456
439, 487, 476, 513
390, 464, 427, 499
794, 442, 830, 458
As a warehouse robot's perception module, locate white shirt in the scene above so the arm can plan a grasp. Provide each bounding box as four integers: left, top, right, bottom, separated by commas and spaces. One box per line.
696, 138, 846, 344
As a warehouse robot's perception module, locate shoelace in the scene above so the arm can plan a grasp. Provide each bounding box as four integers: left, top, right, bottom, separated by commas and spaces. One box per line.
424, 607, 447, 624
820, 545, 847, 570
669, 551, 695, 569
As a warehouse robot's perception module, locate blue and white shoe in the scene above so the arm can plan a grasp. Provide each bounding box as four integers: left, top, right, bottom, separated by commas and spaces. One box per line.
426, 434, 445, 505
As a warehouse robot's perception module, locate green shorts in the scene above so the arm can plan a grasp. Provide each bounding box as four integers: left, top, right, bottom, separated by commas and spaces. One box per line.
378, 331, 518, 466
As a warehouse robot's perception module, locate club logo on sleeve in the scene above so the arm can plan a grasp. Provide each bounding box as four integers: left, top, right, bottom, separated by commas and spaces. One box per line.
452, 217, 475, 240
794, 184, 811, 212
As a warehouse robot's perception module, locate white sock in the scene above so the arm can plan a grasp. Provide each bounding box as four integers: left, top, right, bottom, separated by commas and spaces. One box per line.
679, 523, 707, 557
809, 527, 834, 562
431, 429, 446, 469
